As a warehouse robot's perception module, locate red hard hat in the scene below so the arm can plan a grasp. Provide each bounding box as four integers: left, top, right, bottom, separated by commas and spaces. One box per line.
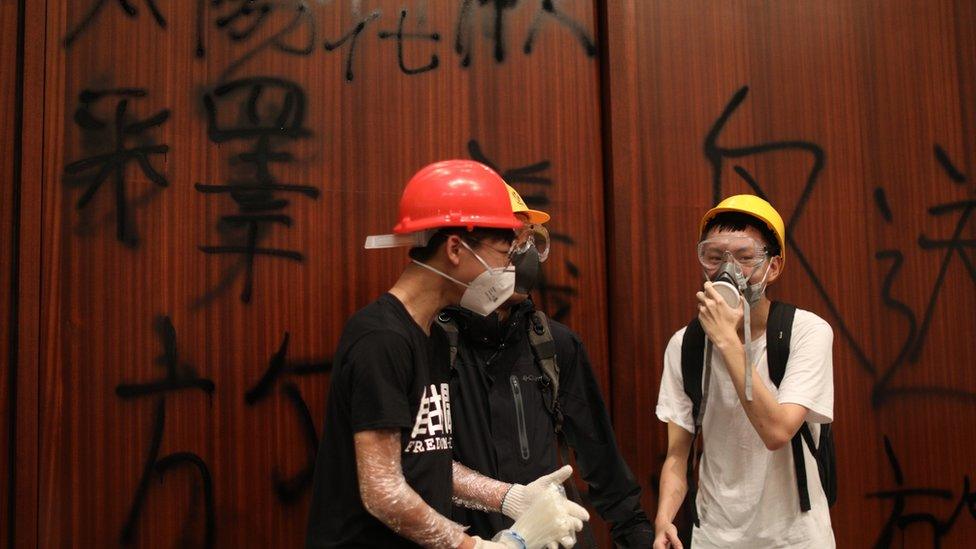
392, 159, 522, 233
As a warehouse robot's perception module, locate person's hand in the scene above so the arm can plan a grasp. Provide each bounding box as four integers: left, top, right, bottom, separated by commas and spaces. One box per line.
652, 522, 682, 549
696, 281, 744, 348
493, 484, 590, 549
501, 465, 573, 519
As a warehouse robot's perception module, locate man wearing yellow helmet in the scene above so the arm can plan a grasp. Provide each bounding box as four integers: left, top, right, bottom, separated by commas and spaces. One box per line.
652, 195, 835, 548
438, 186, 654, 547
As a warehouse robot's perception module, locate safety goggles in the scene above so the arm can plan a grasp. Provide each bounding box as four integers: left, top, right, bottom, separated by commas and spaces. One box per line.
697, 235, 768, 270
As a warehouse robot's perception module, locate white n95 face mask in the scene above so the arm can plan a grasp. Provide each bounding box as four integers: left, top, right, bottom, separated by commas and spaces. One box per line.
411, 240, 515, 317
458, 264, 516, 316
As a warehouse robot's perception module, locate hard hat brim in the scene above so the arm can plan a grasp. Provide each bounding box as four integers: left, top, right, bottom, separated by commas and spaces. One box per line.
521, 209, 550, 224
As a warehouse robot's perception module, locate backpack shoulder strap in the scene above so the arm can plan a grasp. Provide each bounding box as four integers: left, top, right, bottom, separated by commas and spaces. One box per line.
679, 318, 706, 528
526, 310, 597, 548
766, 301, 796, 387
527, 310, 561, 427
765, 302, 820, 511
434, 311, 459, 368
680, 318, 706, 426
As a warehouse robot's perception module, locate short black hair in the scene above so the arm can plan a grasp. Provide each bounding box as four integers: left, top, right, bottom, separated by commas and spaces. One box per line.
408, 227, 515, 262
702, 212, 782, 257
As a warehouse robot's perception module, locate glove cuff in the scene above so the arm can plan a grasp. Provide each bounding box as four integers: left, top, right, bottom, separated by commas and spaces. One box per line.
492, 530, 528, 549
501, 484, 529, 519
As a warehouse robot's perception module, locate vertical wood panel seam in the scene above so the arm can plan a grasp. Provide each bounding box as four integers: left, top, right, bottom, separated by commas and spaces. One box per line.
35, 0, 49, 542
27, 0, 49, 545
594, 0, 617, 421
6, 0, 25, 544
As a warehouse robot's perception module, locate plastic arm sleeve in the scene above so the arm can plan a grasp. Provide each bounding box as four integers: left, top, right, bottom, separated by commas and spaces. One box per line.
452, 461, 511, 513
355, 429, 469, 548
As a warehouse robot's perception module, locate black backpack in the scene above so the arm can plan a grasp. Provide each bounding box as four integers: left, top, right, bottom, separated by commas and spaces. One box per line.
680, 302, 836, 527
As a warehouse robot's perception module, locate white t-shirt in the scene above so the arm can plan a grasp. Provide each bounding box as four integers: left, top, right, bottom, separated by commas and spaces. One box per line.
656, 308, 835, 548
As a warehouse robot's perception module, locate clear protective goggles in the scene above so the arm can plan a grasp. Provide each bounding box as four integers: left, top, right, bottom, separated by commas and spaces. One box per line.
697, 235, 769, 270
511, 223, 550, 263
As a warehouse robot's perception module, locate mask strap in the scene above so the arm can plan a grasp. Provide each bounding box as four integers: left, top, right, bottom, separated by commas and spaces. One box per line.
460, 240, 494, 271
411, 260, 470, 288
756, 258, 772, 287
743, 298, 753, 401
743, 256, 773, 400
746, 258, 773, 306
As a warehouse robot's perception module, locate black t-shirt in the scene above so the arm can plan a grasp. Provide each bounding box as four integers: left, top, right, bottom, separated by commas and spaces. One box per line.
306, 293, 454, 548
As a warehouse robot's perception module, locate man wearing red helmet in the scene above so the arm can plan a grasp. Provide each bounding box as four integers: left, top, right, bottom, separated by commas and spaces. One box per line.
306, 160, 588, 548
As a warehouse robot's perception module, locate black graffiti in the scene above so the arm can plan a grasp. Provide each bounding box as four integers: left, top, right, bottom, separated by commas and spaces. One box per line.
454, 0, 596, 67
871, 145, 976, 406
214, 0, 276, 42
212, 1, 318, 81
934, 145, 967, 184
245, 332, 331, 503
378, 9, 441, 76
523, 0, 597, 57
867, 436, 976, 548
68, 1, 596, 79
466, 139, 577, 321
874, 187, 894, 223
116, 316, 215, 547
323, 8, 382, 81
467, 139, 552, 200
64, 0, 166, 48
454, 0, 517, 66
196, 78, 317, 305
63, 88, 170, 247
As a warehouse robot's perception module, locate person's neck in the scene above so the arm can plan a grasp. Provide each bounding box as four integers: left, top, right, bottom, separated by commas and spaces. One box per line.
740, 296, 771, 342
388, 263, 458, 335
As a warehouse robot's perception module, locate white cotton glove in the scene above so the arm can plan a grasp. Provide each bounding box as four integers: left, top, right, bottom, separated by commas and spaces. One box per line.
493, 483, 590, 549
501, 465, 574, 520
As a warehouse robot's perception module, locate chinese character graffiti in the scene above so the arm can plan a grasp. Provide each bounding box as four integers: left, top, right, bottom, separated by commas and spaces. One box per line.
196, 77, 318, 305
64, 88, 170, 247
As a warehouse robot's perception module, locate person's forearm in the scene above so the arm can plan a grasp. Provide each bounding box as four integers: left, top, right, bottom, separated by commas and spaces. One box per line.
356, 431, 470, 548
363, 479, 470, 548
654, 455, 688, 529
452, 461, 511, 513
715, 338, 798, 450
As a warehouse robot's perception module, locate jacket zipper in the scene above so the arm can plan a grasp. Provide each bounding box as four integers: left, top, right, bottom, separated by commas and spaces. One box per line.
510, 375, 531, 460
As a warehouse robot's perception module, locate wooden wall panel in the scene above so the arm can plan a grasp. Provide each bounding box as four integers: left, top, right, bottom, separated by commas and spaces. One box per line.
27, 0, 608, 547
11, 0, 46, 546
605, 1, 976, 547
1, 0, 23, 546
10, 0, 976, 546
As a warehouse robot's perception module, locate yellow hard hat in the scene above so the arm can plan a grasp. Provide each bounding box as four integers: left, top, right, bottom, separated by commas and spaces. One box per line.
506, 183, 550, 224
700, 194, 786, 266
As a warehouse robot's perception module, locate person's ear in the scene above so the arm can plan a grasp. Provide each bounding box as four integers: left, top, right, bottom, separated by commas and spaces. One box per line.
765, 255, 783, 284
444, 234, 464, 267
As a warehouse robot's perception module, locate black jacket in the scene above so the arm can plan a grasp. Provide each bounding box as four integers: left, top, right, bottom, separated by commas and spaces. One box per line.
441, 301, 653, 548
